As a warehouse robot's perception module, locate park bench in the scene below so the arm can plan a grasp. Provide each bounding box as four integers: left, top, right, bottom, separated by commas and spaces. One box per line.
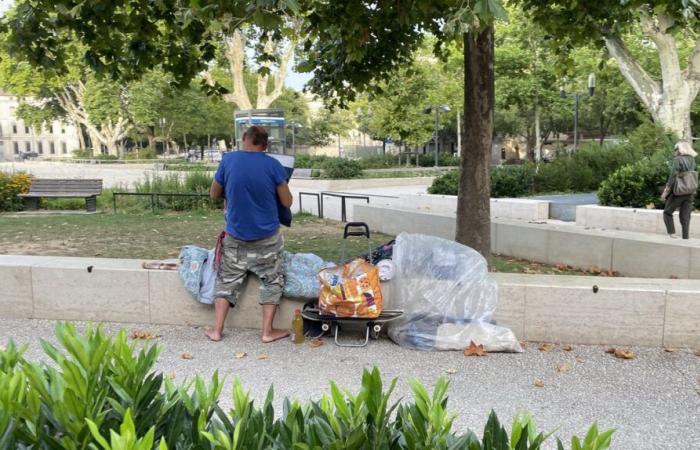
19, 179, 103, 212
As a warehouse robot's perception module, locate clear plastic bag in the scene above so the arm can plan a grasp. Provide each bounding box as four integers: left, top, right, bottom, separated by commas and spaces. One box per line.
387, 233, 522, 352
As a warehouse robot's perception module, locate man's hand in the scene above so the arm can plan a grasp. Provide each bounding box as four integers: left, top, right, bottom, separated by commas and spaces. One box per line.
277, 182, 293, 208
660, 186, 670, 201
210, 180, 224, 200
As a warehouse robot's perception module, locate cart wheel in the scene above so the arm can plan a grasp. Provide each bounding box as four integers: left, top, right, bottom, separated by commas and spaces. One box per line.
321, 323, 330, 332
371, 324, 382, 339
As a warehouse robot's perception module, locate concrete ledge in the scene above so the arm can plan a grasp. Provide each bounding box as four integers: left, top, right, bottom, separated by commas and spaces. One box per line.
290, 177, 435, 191
355, 204, 700, 279
577, 204, 700, 237
366, 194, 549, 221
1, 255, 698, 347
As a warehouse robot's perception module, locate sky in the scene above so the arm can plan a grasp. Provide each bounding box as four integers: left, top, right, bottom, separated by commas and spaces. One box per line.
0, 0, 313, 90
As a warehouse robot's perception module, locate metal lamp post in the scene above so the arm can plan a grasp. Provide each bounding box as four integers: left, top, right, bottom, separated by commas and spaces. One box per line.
423, 104, 451, 167
560, 74, 596, 151
288, 122, 303, 154
158, 117, 166, 159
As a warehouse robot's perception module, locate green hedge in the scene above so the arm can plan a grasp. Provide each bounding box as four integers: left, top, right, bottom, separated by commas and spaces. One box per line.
428, 123, 676, 199
0, 323, 614, 450
321, 158, 364, 179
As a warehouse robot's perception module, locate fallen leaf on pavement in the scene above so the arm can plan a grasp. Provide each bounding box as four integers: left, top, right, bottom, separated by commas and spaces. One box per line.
307, 339, 324, 348
130, 330, 160, 340
557, 363, 572, 373
181, 352, 193, 360
464, 341, 487, 357
166, 372, 176, 380
538, 343, 552, 352
664, 347, 677, 353
575, 357, 585, 363
533, 379, 545, 388
562, 345, 573, 352
256, 354, 269, 360
695, 349, 700, 357
234, 352, 247, 359
608, 348, 635, 359
445, 368, 457, 374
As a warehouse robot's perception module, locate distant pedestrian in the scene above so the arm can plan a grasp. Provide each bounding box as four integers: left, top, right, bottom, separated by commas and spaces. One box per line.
661, 141, 698, 239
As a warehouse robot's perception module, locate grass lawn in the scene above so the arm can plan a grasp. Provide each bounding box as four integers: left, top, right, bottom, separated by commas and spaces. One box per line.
0, 211, 608, 275
0, 212, 387, 261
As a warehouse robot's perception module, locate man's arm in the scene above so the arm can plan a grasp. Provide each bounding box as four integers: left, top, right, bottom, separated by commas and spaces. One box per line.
277, 182, 293, 208
210, 180, 224, 200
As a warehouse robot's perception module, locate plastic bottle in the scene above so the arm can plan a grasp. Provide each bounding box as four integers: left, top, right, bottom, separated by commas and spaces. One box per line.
292, 309, 305, 344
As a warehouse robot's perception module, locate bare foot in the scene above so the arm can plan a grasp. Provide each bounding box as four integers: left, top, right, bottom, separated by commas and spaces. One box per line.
205, 329, 222, 342
262, 329, 290, 343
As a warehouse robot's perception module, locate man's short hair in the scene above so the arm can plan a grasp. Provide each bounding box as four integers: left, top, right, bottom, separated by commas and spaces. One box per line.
245, 126, 269, 147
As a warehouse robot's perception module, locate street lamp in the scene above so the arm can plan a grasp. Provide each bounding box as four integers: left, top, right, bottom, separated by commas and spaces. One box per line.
559, 74, 596, 151
287, 122, 303, 154
158, 117, 166, 159
423, 104, 451, 167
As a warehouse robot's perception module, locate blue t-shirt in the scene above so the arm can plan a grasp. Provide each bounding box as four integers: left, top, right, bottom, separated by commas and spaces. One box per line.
214, 151, 289, 241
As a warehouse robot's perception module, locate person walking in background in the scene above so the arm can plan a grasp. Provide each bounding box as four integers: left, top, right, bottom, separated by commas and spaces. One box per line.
206, 125, 294, 343
661, 141, 698, 239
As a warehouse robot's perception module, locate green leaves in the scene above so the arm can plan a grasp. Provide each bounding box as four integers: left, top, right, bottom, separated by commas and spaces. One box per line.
0, 323, 613, 449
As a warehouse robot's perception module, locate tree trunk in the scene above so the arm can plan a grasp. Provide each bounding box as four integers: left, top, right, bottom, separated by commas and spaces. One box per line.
89, 130, 102, 155
525, 126, 536, 161
146, 129, 156, 151
456, 28, 494, 259
534, 107, 542, 162
74, 120, 86, 150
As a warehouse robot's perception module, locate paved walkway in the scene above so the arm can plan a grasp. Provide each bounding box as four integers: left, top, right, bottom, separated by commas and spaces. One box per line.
1, 318, 697, 449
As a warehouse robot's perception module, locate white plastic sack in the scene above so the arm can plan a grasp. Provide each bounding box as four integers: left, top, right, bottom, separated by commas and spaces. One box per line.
387, 233, 522, 353
435, 322, 522, 352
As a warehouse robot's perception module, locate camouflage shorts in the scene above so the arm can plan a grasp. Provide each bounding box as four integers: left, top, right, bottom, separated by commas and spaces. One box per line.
214, 232, 285, 306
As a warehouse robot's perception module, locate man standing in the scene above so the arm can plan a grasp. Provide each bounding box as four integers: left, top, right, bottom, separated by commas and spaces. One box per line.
206, 126, 293, 343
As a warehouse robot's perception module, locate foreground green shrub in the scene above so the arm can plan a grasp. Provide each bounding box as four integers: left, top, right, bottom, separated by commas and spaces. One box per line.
321, 158, 364, 178
0, 323, 614, 449
428, 169, 459, 195
597, 154, 669, 209
0, 171, 32, 211
492, 164, 535, 197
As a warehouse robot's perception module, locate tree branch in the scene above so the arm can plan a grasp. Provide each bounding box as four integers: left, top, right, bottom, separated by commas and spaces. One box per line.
604, 35, 661, 110
639, 9, 682, 93
685, 36, 700, 82
224, 30, 253, 110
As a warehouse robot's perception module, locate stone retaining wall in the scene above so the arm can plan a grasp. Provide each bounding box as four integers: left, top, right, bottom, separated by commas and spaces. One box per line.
354, 204, 700, 279
1, 255, 697, 348
577, 204, 700, 238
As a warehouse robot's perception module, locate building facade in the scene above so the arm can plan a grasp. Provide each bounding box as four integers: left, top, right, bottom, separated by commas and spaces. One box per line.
0, 92, 81, 161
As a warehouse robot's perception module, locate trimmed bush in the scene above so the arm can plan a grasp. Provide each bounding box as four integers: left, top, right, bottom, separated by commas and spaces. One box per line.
428, 169, 459, 195
0, 171, 32, 211
598, 154, 670, 209
418, 153, 460, 167
492, 164, 535, 197
0, 322, 614, 449
321, 158, 363, 179
295, 154, 331, 169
